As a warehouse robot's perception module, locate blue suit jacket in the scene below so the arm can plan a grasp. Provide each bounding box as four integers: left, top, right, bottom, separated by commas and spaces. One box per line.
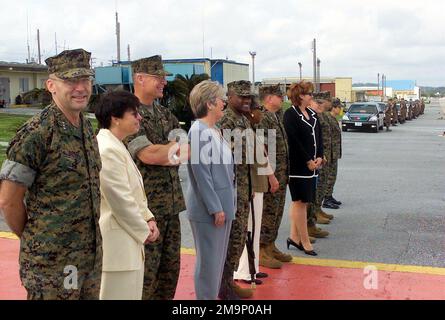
185, 120, 236, 223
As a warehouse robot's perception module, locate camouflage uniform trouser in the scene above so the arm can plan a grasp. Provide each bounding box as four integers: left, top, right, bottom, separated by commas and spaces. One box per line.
384, 116, 391, 128
307, 164, 329, 227
260, 158, 288, 246
25, 252, 101, 300
221, 185, 250, 289
325, 158, 338, 198
142, 214, 181, 300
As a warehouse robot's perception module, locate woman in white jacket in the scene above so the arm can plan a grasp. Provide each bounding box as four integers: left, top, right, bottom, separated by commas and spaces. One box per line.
95, 91, 159, 300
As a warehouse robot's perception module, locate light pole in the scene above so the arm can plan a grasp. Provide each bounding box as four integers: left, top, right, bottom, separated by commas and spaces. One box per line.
377, 73, 380, 101
298, 62, 302, 80
316, 58, 321, 92
249, 51, 256, 90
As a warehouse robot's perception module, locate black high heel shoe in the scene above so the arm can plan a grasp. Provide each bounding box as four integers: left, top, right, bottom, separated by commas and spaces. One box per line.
287, 238, 318, 256
286, 238, 304, 251
301, 244, 318, 256
302, 248, 318, 256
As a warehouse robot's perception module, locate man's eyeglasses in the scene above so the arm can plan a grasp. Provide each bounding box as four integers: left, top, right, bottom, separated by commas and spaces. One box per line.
305, 92, 314, 97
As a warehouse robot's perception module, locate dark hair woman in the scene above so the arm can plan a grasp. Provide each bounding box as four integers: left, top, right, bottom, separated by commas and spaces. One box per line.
283, 81, 323, 256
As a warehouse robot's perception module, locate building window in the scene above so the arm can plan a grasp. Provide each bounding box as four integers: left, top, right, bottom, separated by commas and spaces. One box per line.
19, 78, 29, 93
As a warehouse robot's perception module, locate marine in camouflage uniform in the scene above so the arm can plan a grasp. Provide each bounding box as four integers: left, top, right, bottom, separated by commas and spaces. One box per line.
324, 99, 343, 205
307, 94, 334, 226
384, 100, 393, 131
217, 80, 255, 299
257, 84, 292, 267
413, 100, 420, 118
391, 99, 399, 125
400, 99, 407, 123
407, 100, 413, 120
126, 56, 186, 300
0, 49, 102, 300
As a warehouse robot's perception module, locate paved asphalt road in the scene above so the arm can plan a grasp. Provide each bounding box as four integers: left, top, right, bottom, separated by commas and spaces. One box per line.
1, 100, 444, 267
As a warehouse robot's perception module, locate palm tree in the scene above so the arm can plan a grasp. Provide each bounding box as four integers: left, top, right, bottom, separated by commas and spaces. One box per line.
162, 73, 210, 130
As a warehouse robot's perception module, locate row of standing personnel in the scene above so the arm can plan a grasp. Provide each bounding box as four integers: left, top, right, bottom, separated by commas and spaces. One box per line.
384, 98, 425, 131
0, 49, 295, 300
0, 48, 343, 300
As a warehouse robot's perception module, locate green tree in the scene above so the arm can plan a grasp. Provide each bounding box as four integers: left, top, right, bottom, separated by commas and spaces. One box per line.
161, 73, 210, 131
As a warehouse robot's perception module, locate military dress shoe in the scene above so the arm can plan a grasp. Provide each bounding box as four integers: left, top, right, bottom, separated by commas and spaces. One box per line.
256, 272, 268, 278
241, 278, 262, 285
322, 201, 340, 209
325, 196, 342, 206
308, 225, 329, 238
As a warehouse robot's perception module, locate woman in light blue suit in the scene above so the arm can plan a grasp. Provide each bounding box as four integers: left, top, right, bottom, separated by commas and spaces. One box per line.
186, 80, 236, 300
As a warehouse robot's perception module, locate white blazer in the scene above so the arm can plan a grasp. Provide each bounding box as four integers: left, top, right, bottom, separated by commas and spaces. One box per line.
97, 129, 153, 272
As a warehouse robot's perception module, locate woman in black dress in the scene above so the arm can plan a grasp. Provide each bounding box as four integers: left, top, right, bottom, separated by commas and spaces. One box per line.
283, 81, 323, 255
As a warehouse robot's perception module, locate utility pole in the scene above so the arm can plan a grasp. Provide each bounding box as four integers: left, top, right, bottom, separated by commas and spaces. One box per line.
127, 44, 131, 61
377, 73, 380, 101
382, 74, 386, 100
298, 62, 302, 80
37, 29, 41, 64
55, 33, 58, 55
26, 13, 31, 63
249, 51, 256, 91
312, 39, 317, 92
115, 12, 121, 63
316, 58, 321, 92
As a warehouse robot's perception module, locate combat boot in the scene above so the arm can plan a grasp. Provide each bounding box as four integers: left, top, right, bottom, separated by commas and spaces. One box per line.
308, 225, 329, 238
231, 281, 253, 299
315, 211, 330, 224
269, 243, 293, 263
259, 245, 283, 269
310, 236, 316, 243
319, 209, 334, 220
218, 277, 240, 300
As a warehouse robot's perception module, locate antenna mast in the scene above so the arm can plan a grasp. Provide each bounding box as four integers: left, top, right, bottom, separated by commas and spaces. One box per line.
116, 12, 121, 62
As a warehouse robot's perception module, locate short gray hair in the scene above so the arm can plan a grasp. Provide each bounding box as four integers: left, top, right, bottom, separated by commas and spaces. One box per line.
189, 80, 225, 119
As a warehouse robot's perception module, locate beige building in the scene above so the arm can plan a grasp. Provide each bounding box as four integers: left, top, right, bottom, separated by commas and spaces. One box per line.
0, 62, 47, 106
261, 76, 354, 102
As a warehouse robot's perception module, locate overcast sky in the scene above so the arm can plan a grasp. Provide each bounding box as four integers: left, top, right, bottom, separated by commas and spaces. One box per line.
1, 0, 444, 86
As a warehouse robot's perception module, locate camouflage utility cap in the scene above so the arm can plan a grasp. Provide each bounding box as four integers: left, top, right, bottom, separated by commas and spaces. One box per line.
313, 91, 331, 100
227, 80, 252, 96
45, 49, 94, 80
132, 55, 172, 76
259, 84, 283, 98
331, 98, 342, 107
